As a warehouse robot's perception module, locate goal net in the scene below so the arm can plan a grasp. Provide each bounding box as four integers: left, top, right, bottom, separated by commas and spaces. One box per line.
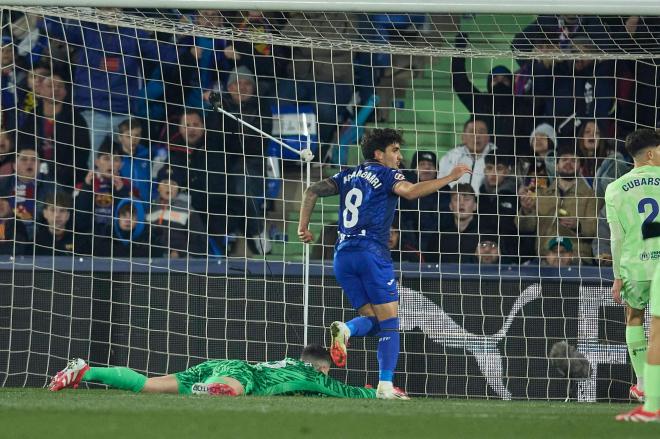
1, 4, 656, 400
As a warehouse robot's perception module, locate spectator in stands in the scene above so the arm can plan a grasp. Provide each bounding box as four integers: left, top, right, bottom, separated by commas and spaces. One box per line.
474, 236, 501, 265
400, 151, 447, 263
116, 118, 157, 201
16, 60, 50, 126
517, 143, 600, 264
224, 11, 287, 98
355, 14, 427, 121
436, 118, 496, 195
452, 32, 534, 158
168, 109, 219, 227
575, 120, 613, 187
478, 152, 518, 260
6, 13, 67, 70
535, 34, 616, 137
389, 214, 422, 264
438, 183, 482, 264
174, 10, 229, 110
592, 205, 612, 267
311, 222, 338, 261
615, 17, 660, 134
17, 68, 91, 191
278, 12, 359, 144
216, 66, 272, 254
0, 130, 14, 176
34, 191, 75, 256
0, 145, 54, 240
149, 166, 206, 258
542, 236, 577, 268
110, 200, 153, 259
74, 140, 133, 255
512, 15, 615, 54
593, 141, 633, 199
40, 14, 161, 167
1, 35, 24, 131
518, 123, 556, 190
0, 195, 29, 255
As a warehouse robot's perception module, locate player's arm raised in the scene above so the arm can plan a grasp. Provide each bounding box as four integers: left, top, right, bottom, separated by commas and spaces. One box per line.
298, 178, 339, 243
394, 164, 471, 200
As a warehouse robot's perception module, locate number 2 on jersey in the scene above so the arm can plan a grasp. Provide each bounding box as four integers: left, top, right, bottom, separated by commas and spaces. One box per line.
638, 197, 660, 240
343, 188, 363, 228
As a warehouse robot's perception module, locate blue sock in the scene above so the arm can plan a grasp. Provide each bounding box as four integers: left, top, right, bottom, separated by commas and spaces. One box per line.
377, 317, 400, 382
346, 316, 379, 337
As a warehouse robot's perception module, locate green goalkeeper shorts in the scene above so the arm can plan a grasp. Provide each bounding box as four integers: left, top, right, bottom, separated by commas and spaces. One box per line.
174, 360, 255, 395
621, 278, 651, 311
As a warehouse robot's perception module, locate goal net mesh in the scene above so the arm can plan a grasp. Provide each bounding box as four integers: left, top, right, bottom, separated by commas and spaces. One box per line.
1, 7, 657, 400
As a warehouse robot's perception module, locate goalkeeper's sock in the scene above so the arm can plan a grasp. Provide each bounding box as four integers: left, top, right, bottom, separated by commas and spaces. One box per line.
643, 363, 660, 412
626, 325, 648, 390
346, 316, 379, 337
376, 317, 400, 382
83, 367, 147, 393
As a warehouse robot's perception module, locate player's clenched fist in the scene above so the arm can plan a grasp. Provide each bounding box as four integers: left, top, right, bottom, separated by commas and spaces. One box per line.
298, 227, 313, 243
448, 164, 472, 181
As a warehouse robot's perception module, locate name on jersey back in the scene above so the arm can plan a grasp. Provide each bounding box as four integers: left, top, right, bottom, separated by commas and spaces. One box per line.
343, 169, 383, 189
622, 177, 660, 192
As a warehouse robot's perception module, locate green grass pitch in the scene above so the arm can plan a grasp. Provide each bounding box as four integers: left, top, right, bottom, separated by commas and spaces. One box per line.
0, 388, 658, 439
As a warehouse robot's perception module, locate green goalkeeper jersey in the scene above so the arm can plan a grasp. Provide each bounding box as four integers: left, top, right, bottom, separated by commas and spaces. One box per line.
251, 358, 376, 398
605, 165, 660, 281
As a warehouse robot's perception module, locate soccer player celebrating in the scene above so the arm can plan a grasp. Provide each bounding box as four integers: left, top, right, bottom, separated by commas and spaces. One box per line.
49, 344, 400, 398
297, 128, 470, 399
606, 129, 660, 422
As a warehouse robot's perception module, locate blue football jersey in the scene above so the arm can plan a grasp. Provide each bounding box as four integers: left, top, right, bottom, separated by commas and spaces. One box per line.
330, 160, 406, 254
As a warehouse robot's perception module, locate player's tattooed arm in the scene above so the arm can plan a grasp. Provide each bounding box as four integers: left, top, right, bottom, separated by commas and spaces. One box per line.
308, 178, 339, 197
298, 178, 338, 243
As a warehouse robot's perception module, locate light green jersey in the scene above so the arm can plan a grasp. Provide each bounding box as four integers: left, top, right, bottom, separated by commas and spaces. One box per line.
251, 358, 376, 398
605, 165, 660, 281
652, 264, 660, 317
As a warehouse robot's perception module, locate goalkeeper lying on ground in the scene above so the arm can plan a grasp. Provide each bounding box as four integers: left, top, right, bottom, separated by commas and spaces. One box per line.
48, 344, 409, 399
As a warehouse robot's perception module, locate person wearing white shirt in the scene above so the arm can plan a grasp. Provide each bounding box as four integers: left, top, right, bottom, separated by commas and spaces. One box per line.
436, 118, 496, 195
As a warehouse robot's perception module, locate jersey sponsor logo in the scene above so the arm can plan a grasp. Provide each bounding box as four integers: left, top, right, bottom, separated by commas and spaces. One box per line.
639, 250, 660, 261
394, 172, 406, 181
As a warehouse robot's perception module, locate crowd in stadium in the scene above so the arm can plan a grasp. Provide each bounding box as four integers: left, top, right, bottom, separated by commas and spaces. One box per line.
0, 10, 659, 265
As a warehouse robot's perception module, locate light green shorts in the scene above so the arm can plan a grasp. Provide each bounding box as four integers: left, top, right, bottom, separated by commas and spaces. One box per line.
621, 278, 651, 311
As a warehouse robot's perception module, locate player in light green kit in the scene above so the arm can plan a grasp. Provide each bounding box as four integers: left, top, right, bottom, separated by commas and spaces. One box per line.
49, 344, 407, 399
605, 129, 660, 422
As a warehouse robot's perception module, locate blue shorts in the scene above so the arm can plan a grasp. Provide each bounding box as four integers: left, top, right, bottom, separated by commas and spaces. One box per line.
333, 248, 398, 310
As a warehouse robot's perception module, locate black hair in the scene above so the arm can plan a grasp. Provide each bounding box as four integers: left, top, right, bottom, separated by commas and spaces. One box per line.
16, 144, 37, 154
118, 117, 144, 134
463, 117, 489, 133
300, 343, 332, 369
97, 138, 122, 157
484, 151, 512, 168
42, 191, 73, 210
453, 183, 476, 198
360, 128, 403, 160
181, 108, 205, 125
555, 141, 583, 160
625, 129, 660, 159
118, 202, 136, 218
